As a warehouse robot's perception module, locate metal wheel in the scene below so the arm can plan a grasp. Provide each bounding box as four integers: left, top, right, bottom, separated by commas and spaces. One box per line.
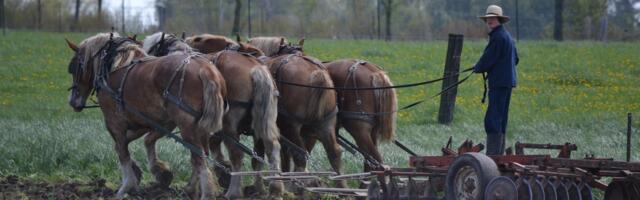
578, 182, 593, 200
543, 177, 558, 200
565, 180, 582, 200
445, 153, 500, 200
604, 181, 627, 200
516, 177, 533, 200
485, 176, 518, 200
529, 176, 545, 200
553, 178, 569, 200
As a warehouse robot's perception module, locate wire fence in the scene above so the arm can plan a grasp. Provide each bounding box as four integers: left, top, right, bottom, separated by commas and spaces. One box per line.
2, 0, 639, 41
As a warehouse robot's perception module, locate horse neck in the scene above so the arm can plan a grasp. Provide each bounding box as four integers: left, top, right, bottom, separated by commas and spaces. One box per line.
107, 45, 148, 73
169, 41, 194, 55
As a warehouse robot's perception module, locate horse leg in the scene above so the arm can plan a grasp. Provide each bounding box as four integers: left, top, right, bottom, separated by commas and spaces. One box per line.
208, 133, 231, 190
112, 129, 145, 198
223, 107, 247, 199
248, 138, 267, 196
317, 121, 347, 188
261, 134, 285, 199
343, 121, 381, 172
277, 120, 302, 172
144, 131, 174, 188
181, 127, 215, 200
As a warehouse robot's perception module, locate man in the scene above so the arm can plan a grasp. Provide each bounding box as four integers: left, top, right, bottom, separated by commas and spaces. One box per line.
474, 5, 519, 155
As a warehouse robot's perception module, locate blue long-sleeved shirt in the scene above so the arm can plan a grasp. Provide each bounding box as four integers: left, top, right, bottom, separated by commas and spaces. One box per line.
473, 25, 519, 88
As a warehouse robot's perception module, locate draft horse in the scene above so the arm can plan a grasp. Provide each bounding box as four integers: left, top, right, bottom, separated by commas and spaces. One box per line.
146, 32, 284, 198
65, 33, 226, 199
251, 38, 398, 172
250, 37, 346, 188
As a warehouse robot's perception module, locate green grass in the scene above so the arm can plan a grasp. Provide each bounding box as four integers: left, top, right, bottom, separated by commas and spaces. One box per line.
1, 31, 639, 192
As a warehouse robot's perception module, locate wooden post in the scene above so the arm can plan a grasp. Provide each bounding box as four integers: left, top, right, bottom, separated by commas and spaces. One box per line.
628, 113, 633, 162
437, 34, 464, 125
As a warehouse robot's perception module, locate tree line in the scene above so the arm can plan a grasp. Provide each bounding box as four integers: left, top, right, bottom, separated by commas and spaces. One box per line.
2, 0, 639, 41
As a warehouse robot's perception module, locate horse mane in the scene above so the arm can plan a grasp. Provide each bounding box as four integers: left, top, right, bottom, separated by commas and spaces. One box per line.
143, 32, 193, 55
248, 37, 288, 57
79, 32, 147, 74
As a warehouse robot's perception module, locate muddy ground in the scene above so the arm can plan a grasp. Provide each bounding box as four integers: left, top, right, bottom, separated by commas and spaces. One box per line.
0, 175, 338, 200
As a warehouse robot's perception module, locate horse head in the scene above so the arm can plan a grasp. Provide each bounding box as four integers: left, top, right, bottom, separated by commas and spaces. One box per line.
275, 38, 305, 56
65, 33, 142, 111
143, 32, 189, 57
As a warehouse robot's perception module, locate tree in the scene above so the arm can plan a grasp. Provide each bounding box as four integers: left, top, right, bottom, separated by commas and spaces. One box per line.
73, 0, 80, 31
232, 0, 241, 35
97, 0, 102, 19
554, 0, 564, 41
36, 0, 41, 30
382, 0, 393, 41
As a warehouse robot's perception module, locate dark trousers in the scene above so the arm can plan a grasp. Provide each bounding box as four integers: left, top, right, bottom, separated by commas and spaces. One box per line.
485, 87, 512, 155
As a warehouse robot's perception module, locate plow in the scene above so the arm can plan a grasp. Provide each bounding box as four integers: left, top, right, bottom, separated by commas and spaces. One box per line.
290, 139, 640, 200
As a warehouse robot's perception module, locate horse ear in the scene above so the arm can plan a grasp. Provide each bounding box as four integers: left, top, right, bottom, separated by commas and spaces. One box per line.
236, 33, 242, 43
279, 38, 285, 46
160, 32, 166, 41
181, 32, 186, 40
298, 38, 305, 47
65, 38, 79, 52
131, 34, 137, 41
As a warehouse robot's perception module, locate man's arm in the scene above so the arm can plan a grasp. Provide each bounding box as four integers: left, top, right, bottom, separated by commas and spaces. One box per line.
474, 37, 502, 73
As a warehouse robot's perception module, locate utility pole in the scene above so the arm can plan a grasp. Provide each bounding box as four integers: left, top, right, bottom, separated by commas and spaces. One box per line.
37, 0, 41, 30
121, 0, 125, 34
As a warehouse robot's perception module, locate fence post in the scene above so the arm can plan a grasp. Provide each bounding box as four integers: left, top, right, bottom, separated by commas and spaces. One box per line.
628, 113, 633, 162
437, 34, 464, 125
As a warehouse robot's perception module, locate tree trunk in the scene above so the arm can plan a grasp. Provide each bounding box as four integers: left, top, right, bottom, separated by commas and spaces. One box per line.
377, 0, 381, 39
156, 0, 166, 30
384, 0, 392, 41
73, 0, 81, 31
36, 0, 41, 30
232, 0, 242, 35
98, 0, 102, 17
1, 0, 5, 35
554, 0, 563, 41
218, 0, 225, 34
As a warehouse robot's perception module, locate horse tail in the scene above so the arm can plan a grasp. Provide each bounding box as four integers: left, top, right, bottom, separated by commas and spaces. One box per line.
307, 70, 333, 120
250, 65, 280, 142
371, 71, 397, 142
197, 66, 225, 137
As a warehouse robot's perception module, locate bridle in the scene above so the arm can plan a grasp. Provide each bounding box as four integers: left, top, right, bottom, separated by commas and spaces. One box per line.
68, 36, 139, 102
147, 35, 180, 57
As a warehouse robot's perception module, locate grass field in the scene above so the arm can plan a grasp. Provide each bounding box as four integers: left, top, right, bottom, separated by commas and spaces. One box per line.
1, 31, 639, 195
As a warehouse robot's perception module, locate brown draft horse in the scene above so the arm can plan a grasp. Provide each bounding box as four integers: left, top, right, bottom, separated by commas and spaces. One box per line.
174, 33, 283, 198
324, 59, 397, 172
145, 32, 284, 198
250, 37, 346, 188
65, 33, 226, 199
251, 38, 398, 172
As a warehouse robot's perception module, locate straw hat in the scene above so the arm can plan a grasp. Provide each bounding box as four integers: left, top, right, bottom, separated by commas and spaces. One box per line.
479, 5, 510, 23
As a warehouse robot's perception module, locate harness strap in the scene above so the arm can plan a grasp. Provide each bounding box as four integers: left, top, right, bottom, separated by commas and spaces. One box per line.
162, 54, 202, 118
277, 106, 338, 126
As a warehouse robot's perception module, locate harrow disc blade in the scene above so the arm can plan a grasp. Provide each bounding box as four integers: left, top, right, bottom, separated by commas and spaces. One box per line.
367, 179, 382, 200
516, 177, 533, 200
485, 176, 518, 200
579, 182, 593, 200
419, 179, 440, 200
553, 178, 569, 200
543, 177, 558, 200
565, 180, 582, 200
529, 176, 545, 200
